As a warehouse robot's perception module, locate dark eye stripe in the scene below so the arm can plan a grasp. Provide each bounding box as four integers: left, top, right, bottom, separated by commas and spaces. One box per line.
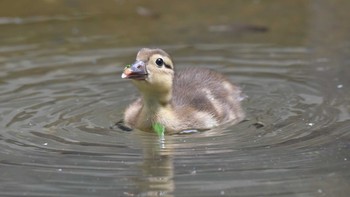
164, 63, 172, 69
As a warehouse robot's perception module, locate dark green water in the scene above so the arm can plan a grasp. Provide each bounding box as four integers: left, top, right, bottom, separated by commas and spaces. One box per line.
0, 0, 349, 196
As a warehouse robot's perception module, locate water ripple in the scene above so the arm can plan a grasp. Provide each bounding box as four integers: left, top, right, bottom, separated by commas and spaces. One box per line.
0, 44, 349, 196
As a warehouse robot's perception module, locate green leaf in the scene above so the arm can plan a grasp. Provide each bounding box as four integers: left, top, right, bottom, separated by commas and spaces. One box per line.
152, 122, 165, 136
124, 64, 131, 69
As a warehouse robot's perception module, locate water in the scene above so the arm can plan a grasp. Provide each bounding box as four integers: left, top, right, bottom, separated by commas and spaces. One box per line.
1, 1, 350, 197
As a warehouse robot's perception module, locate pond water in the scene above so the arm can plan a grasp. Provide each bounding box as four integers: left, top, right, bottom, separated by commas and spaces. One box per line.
0, 0, 350, 196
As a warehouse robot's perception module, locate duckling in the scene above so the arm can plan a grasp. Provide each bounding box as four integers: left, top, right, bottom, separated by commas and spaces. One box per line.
121, 48, 244, 133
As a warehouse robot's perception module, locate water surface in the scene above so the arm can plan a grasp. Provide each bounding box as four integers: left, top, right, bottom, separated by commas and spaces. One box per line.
0, 1, 350, 196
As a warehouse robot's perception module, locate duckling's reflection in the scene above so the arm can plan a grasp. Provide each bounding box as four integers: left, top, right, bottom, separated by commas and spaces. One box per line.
133, 132, 175, 197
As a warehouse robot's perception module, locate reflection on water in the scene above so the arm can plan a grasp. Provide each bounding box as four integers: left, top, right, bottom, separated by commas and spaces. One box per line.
0, 0, 350, 197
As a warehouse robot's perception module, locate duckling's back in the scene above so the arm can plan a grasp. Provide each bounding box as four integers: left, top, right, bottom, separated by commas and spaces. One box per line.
172, 67, 245, 125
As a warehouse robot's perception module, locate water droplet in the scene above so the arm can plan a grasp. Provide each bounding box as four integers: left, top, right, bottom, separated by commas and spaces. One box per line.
317, 189, 323, 193
308, 123, 314, 126
43, 143, 48, 146
220, 191, 225, 195
58, 169, 62, 172
337, 84, 343, 89
191, 170, 196, 175
344, 158, 347, 161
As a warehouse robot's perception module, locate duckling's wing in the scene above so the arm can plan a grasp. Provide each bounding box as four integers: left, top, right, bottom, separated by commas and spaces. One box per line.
172, 67, 244, 122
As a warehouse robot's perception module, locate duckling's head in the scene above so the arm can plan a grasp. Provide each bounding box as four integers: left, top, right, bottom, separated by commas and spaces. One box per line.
122, 48, 174, 101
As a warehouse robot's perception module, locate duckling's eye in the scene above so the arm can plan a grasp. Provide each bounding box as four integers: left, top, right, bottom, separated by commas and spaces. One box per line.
155, 58, 163, 67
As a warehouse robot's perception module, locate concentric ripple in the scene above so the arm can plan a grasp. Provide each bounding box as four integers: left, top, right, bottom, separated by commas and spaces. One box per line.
0, 43, 349, 196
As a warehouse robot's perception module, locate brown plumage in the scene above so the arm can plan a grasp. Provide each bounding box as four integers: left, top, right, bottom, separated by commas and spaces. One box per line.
121, 48, 244, 133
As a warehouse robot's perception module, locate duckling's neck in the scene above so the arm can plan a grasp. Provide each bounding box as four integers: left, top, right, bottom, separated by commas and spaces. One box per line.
141, 91, 172, 110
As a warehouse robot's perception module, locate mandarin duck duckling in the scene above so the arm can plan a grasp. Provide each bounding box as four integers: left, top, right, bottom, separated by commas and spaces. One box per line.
121, 48, 244, 134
